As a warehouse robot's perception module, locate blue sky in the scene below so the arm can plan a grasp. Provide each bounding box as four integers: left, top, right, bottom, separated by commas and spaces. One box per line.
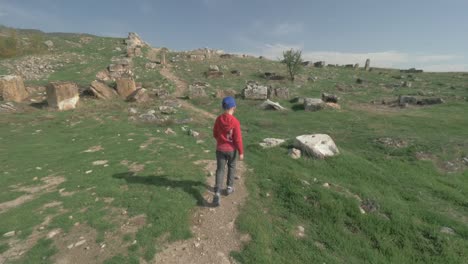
1, 0, 467, 71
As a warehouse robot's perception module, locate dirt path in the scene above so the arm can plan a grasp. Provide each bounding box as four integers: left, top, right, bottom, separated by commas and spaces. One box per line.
160, 66, 216, 120
153, 67, 249, 264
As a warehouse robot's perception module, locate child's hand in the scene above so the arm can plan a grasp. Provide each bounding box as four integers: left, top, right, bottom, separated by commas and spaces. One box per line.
239, 154, 244, 160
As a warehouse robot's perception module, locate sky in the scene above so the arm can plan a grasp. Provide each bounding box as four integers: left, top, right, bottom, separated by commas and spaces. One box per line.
1, 0, 468, 72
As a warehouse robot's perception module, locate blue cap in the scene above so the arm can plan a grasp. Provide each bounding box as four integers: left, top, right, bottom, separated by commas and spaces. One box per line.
222, 96, 236, 110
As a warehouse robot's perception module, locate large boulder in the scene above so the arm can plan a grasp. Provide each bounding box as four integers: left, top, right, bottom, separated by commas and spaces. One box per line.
304, 98, 325, 111
127, 88, 151, 103
46, 82, 79, 110
294, 134, 340, 159
116, 78, 137, 99
242, 81, 269, 100
0, 75, 29, 102
90, 81, 117, 100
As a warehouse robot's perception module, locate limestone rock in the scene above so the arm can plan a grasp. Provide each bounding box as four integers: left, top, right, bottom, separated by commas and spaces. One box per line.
188, 83, 208, 99
44, 40, 54, 49
288, 148, 302, 159
242, 81, 269, 100
304, 98, 325, 112
259, 138, 286, 148
274, 87, 289, 99
96, 70, 111, 81
159, 106, 176, 114
116, 78, 137, 99
90, 81, 117, 100
209, 65, 220, 72
0, 75, 29, 102
294, 134, 340, 159
127, 88, 150, 103
46, 82, 79, 110
259, 99, 286, 111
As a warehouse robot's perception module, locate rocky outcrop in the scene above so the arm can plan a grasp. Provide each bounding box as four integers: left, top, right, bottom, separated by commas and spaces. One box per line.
127, 88, 151, 103
0, 75, 29, 102
90, 81, 117, 100
46, 82, 79, 110
294, 134, 340, 159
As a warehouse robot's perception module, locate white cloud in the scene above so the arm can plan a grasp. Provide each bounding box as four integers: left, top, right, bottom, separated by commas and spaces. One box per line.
255, 43, 466, 71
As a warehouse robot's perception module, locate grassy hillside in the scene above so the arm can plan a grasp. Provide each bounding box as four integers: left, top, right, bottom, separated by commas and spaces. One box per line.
1, 29, 468, 263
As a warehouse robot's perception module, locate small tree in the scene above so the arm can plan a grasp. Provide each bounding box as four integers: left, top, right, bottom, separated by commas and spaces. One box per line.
282, 49, 303, 82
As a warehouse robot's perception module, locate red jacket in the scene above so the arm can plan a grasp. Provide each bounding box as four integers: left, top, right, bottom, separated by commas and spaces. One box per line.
213, 113, 244, 155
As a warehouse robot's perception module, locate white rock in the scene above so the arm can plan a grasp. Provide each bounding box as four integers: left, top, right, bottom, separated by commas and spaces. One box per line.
259, 138, 285, 148
47, 229, 60, 239
3, 231, 15, 237
288, 148, 302, 159
294, 134, 339, 159
74, 240, 86, 247
92, 160, 108, 166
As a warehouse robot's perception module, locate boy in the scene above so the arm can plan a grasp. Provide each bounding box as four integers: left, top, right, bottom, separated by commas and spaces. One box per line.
212, 96, 244, 207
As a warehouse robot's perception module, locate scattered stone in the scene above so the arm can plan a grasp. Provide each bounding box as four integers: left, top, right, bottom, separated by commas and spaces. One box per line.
417, 97, 444, 105
47, 229, 60, 239
259, 138, 286, 148
74, 240, 86, 247
3, 231, 15, 237
321, 93, 339, 103
164, 128, 176, 135
96, 70, 111, 81
154, 88, 170, 98
116, 78, 137, 99
188, 83, 208, 99
0, 102, 17, 112
322, 182, 330, 188
189, 129, 200, 137
294, 134, 340, 159
290, 97, 305, 104
402, 81, 412, 88
46, 82, 79, 110
83, 145, 103, 153
325, 102, 341, 110
273, 87, 289, 99
398, 95, 417, 106
259, 99, 286, 111
92, 160, 108, 166
242, 81, 269, 100
145, 62, 158, 69
85, 170, 93, 174
360, 199, 380, 213
67, 243, 74, 249
127, 88, 151, 103
159, 106, 176, 114
304, 98, 325, 112
44, 40, 54, 49
209, 65, 220, 72
364, 58, 371, 71
90, 80, 117, 100
296, 226, 305, 238
440, 227, 456, 235
230, 70, 241, 76
463, 157, 468, 165
128, 107, 138, 114
288, 148, 302, 159
0, 75, 29, 102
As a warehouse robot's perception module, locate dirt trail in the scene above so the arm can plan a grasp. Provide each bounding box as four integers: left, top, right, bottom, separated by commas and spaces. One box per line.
153, 67, 249, 264
160, 66, 216, 120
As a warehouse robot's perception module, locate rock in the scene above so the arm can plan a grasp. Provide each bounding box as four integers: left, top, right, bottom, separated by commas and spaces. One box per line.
96, 70, 111, 81
230, 70, 241, 76
127, 88, 151, 103
0, 75, 29, 102
354, 63, 360, 69
273, 87, 289, 99
294, 134, 340, 159
399, 95, 417, 106
290, 97, 305, 104
259, 138, 286, 148
154, 88, 170, 98
242, 81, 269, 100
159, 106, 176, 114
75, 240, 86, 247
128, 107, 138, 114
216, 89, 237, 98
188, 83, 208, 99
3, 231, 15, 237
139, 113, 169, 123
0, 102, 17, 112
364, 58, 371, 71
165, 128, 176, 135
440, 227, 456, 235
402, 81, 412, 88
463, 157, 468, 165
92, 160, 108, 166
116, 78, 137, 99
209, 65, 220, 72
417, 97, 444, 105
189, 129, 200, 137
145, 62, 158, 69
325, 102, 341, 110
46, 82, 79, 110
322, 182, 330, 188
205, 71, 224, 79
356, 78, 365, 84
296, 225, 305, 238
90, 81, 117, 100
47, 229, 60, 239
304, 98, 325, 112
321, 93, 339, 103
259, 99, 286, 111
288, 148, 302, 159
314, 61, 326, 68
44, 40, 54, 49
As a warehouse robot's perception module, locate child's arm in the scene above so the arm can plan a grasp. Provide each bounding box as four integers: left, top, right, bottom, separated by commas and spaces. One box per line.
233, 121, 244, 158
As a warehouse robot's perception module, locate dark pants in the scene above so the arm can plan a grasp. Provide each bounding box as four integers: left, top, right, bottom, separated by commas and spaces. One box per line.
214, 150, 237, 194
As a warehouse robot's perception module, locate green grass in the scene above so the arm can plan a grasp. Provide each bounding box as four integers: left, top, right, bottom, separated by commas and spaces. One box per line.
0, 99, 213, 262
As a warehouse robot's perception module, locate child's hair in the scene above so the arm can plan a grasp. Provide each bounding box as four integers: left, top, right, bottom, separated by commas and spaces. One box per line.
222, 96, 236, 110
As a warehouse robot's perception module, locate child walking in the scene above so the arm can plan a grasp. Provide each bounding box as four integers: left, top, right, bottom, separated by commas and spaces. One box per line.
212, 96, 244, 207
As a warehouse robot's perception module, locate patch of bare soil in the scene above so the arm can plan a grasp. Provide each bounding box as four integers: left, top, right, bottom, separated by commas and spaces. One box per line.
120, 160, 145, 173
0, 175, 66, 214
151, 160, 249, 264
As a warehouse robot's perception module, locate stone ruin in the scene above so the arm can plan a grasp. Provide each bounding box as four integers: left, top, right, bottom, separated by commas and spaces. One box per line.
126, 32, 148, 58
205, 65, 224, 79
0, 75, 29, 103
365, 59, 371, 71
188, 82, 209, 99
116, 78, 137, 99
242, 81, 269, 100
46, 82, 80, 111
